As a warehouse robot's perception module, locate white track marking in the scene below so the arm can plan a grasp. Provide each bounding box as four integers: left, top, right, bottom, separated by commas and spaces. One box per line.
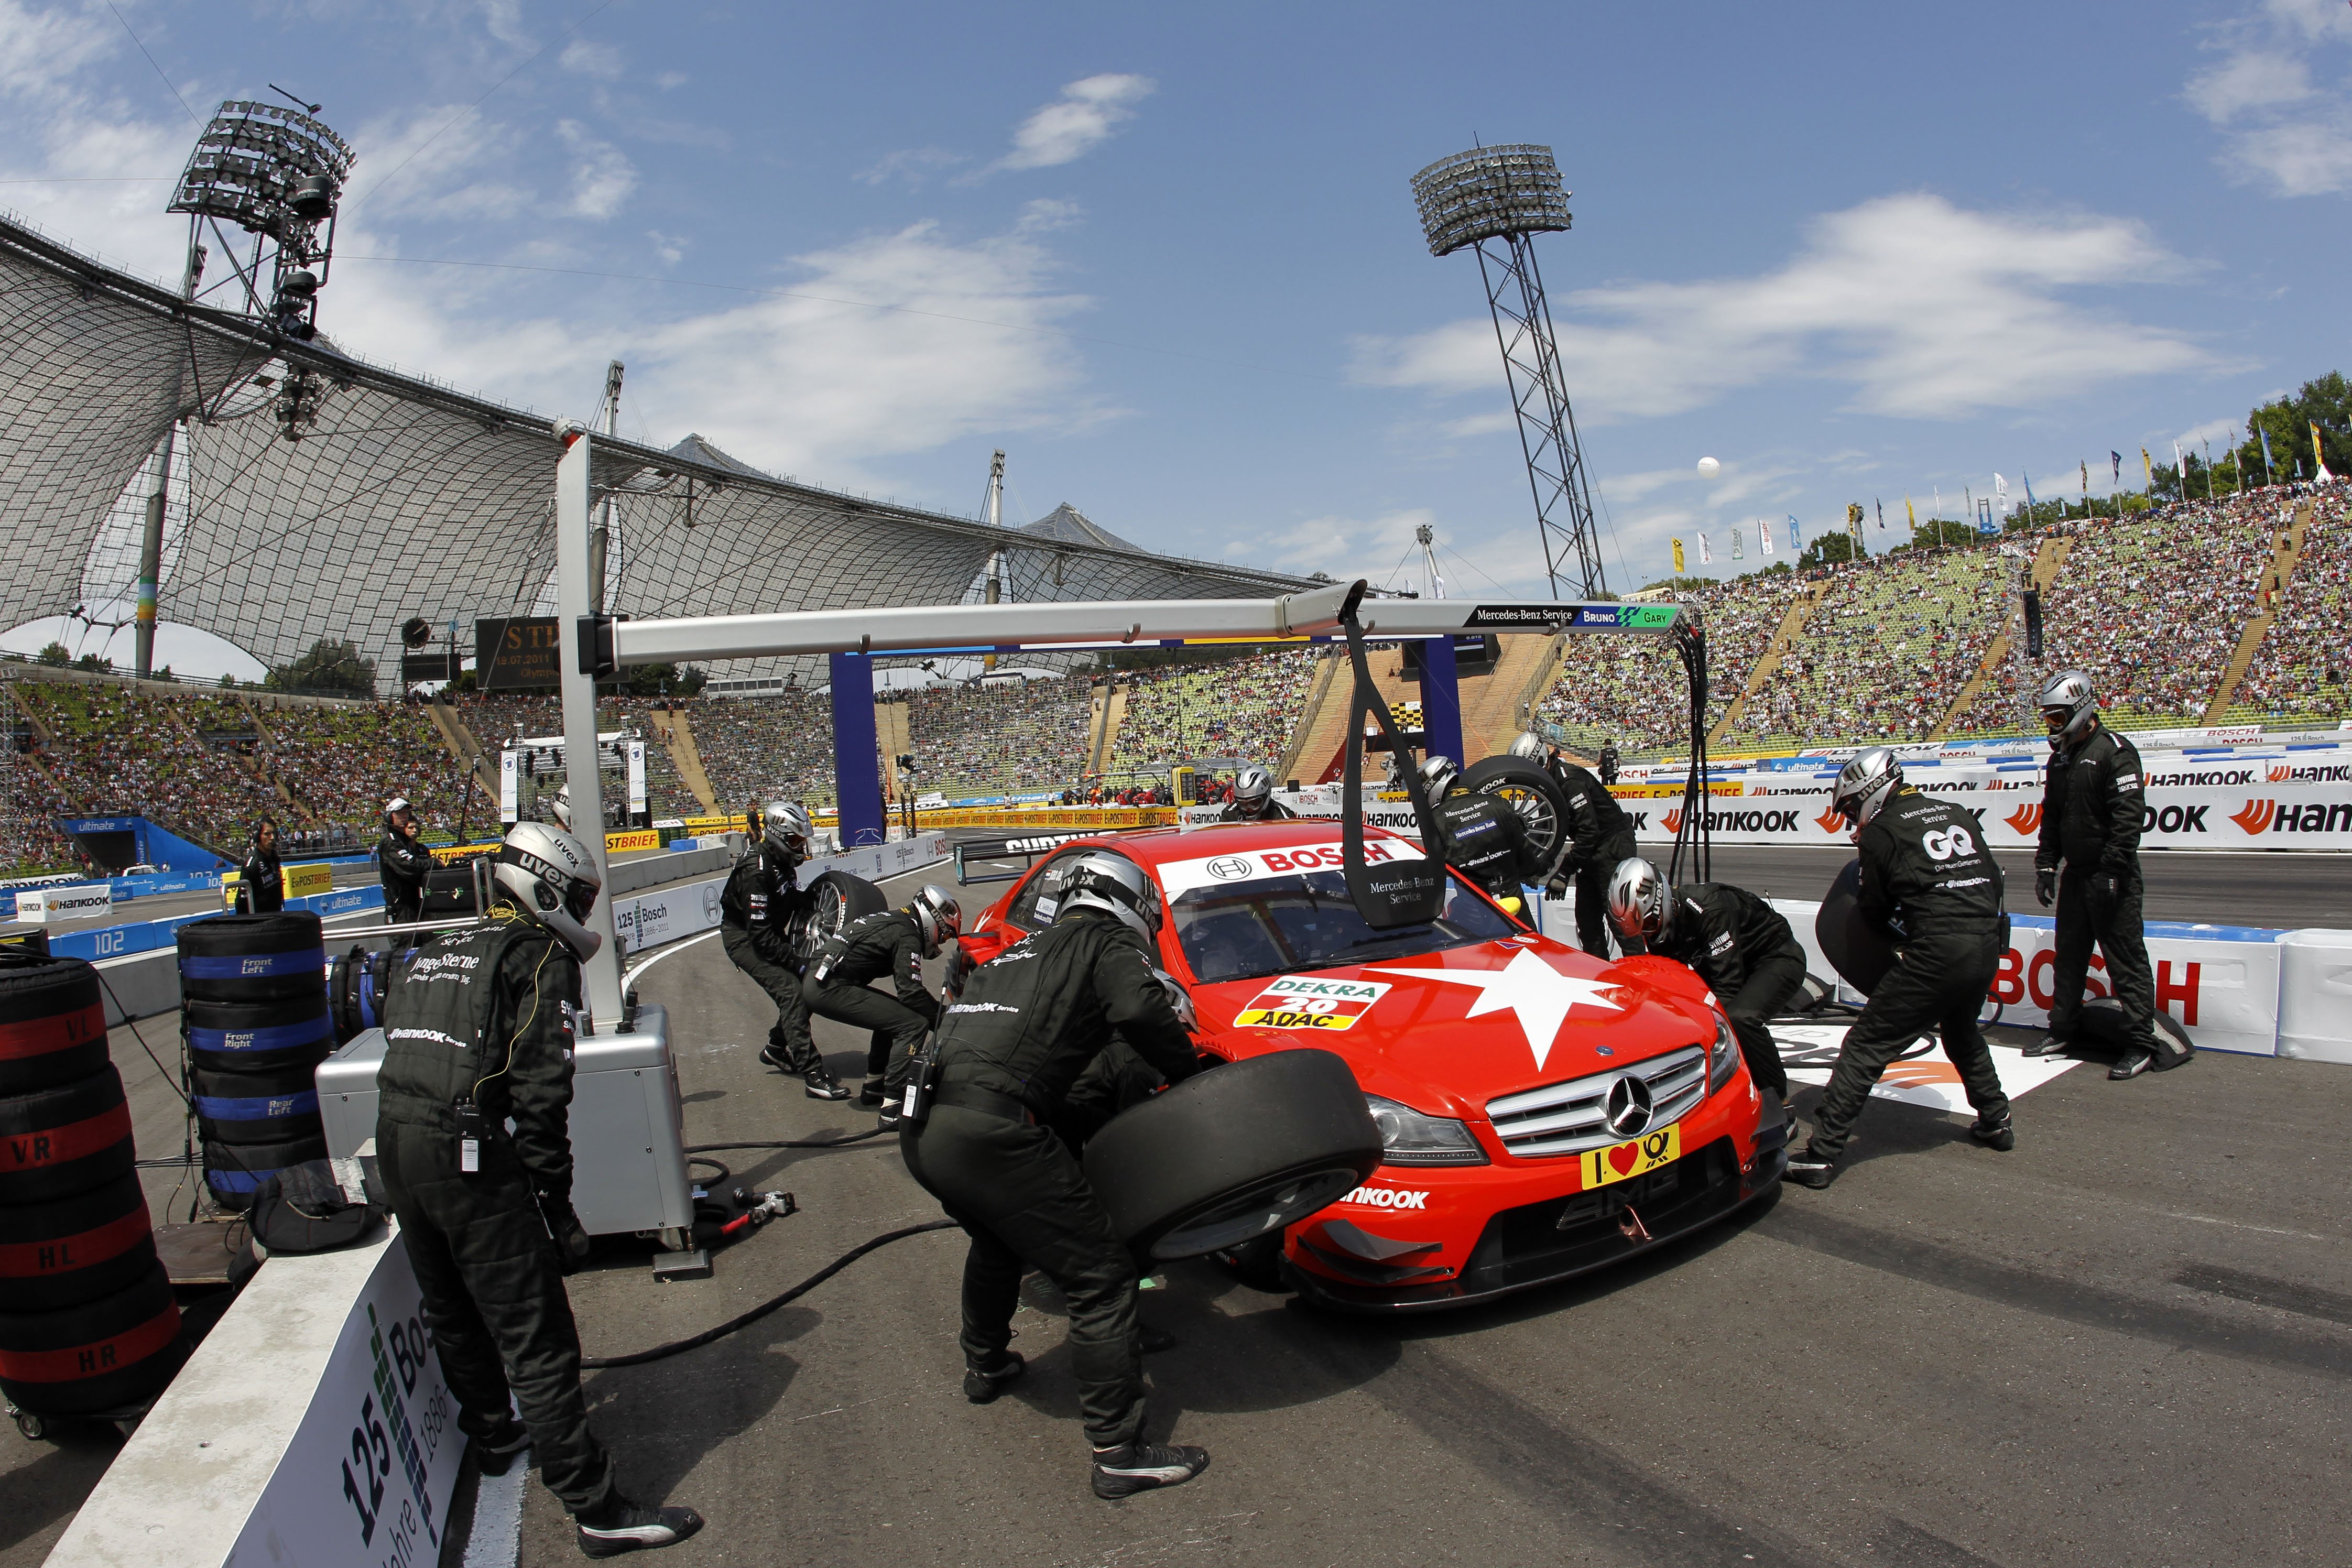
460, 1450, 527, 1568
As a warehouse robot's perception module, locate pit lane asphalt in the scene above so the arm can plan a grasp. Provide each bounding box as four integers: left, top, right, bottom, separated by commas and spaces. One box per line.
501, 908, 2352, 1568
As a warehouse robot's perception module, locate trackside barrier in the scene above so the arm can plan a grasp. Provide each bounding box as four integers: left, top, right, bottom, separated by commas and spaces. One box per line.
2278, 931, 2352, 1064
45, 1229, 461, 1568
611, 833, 950, 955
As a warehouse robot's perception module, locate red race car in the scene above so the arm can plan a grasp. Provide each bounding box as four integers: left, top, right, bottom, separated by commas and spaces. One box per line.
951, 818, 1788, 1311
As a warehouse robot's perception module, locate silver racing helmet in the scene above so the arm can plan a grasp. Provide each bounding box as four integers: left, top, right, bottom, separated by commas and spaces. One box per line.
494, 820, 604, 960
908, 884, 962, 958
1507, 731, 1550, 764
1606, 857, 1674, 944
1418, 754, 1461, 799
1830, 746, 1903, 832
1234, 766, 1275, 811
763, 800, 814, 864
2037, 669, 2099, 748
1057, 852, 1161, 941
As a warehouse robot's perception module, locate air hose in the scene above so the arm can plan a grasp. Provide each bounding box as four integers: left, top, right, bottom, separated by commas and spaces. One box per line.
580, 1218, 958, 1369
682, 1127, 888, 1154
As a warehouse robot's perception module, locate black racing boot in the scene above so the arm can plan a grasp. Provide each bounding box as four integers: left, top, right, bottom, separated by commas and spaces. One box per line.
757, 1039, 792, 1074
2110, 1049, 2154, 1080
1136, 1322, 1178, 1355
472, 1418, 531, 1477
575, 1500, 705, 1558
1969, 1111, 2016, 1151
963, 1350, 1025, 1403
1091, 1441, 1210, 1500
876, 1104, 904, 1131
803, 1069, 853, 1101
858, 1078, 886, 1106
2022, 1032, 2076, 1058
1782, 1144, 1839, 1189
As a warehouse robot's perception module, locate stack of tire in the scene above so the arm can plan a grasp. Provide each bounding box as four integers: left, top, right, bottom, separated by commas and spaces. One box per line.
177, 913, 333, 1211
326, 944, 398, 1046
0, 951, 187, 1424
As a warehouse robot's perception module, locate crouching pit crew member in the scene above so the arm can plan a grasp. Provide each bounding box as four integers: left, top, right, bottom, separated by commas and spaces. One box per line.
721, 800, 850, 1099
1421, 755, 1545, 921
375, 821, 702, 1558
900, 851, 1212, 1500
2025, 669, 2187, 1080
1606, 856, 1803, 1131
1218, 765, 1296, 822
1511, 731, 1637, 956
804, 883, 957, 1124
1786, 747, 2015, 1189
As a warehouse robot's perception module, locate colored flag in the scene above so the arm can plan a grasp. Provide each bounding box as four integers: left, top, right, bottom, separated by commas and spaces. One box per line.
1995, 473, 2008, 516
2173, 441, 2187, 484
1787, 515, 1801, 552
2260, 425, 2274, 477
2315, 421, 2335, 481
2080, 459, 2089, 499
2141, 448, 2153, 490
1698, 532, 1712, 565
1759, 517, 1773, 557
2110, 451, 2121, 485
2022, 472, 2036, 516
1905, 494, 1917, 531
1730, 526, 1744, 560
1671, 537, 1685, 573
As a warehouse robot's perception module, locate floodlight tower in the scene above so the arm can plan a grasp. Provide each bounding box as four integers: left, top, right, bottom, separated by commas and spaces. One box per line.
1410, 144, 1605, 598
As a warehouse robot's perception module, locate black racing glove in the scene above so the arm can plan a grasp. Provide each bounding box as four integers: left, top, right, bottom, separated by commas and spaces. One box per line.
536, 1191, 592, 1275
2034, 868, 2056, 908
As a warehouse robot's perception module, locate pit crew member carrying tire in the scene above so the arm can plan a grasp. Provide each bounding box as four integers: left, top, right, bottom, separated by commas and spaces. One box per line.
720, 801, 848, 1101
2024, 670, 2188, 1081
375, 821, 703, 1558
1785, 748, 2014, 1190
1218, 766, 1295, 822
1511, 732, 1638, 955
899, 852, 1211, 1500
804, 884, 958, 1125
1420, 755, 1547, 920
1605, 857, 1802, 1128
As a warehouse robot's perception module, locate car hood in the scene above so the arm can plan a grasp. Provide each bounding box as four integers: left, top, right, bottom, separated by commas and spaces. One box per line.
1192, 935, 1716, 1117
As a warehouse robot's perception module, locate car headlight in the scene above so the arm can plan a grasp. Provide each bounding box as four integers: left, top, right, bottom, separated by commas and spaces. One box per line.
1365, 1094, 1489, 1166
1707, 1015, 1741, 1094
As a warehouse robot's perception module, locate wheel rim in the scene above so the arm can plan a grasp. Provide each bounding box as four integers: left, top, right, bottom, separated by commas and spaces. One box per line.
1478, 781, 1563, 864
1148, 1166, 1366, 1260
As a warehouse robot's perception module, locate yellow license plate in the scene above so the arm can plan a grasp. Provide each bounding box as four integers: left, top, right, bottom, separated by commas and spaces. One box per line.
1581, 1125, 1679, 1190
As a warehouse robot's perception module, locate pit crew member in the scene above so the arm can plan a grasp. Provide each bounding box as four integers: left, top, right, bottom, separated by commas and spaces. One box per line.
378, 795, 434, 928
1420, 755, 1545, 919
1218, 765, 1296, 822
900, 852, 1210, 1499
720, 801, 849, 1100
376, 821, 703, 1558
1511, 731, 1637, 955
1786, 748, 2014, 1189
804, 884, 958, 1123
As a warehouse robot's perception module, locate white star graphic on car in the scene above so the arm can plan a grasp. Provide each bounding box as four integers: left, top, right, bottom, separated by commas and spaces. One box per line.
1373, 948, 1623, 1073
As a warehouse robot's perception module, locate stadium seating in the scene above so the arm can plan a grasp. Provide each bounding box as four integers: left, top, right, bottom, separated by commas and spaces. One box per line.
906, 675, 1094, 799
1107, 648, 1319, 772
2224, 481, 2352, 725
689, 690, 840, 816
1537, 572, 1810, 753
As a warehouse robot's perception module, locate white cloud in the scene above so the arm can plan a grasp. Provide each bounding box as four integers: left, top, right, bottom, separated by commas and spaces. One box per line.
559, 38, 623, 80
857, 145, 965, 188
556, 118, 635, 219
2175, 416, 2246, 448
0, 0, 115, 98
2187, 2, 2352, 195
1352, 193, 2218, 424
994, 73, 1153, 172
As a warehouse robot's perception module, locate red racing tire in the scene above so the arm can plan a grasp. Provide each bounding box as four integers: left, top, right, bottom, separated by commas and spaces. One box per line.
0, 1065, 135, 1205
0, 952, 109, 1098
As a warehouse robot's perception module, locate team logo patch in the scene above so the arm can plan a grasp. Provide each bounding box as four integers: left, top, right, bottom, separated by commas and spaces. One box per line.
1233, 975, 1391, 1032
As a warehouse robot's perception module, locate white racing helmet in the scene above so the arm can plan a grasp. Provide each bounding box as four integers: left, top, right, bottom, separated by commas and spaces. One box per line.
1507, 731, 1550, 764
2037, 669, 2099, 748
494, 820, 604, 960
1056, 852, 1161, 941
1234, 766, 1275, 810
763, 800, 814, 863
1606, 857, 1674, 943
1418, 754, 1461, 799
908, 884, 962, 958
1831, 746, 1903, 832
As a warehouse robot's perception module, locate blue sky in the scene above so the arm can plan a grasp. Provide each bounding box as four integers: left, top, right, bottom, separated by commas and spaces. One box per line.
4, 0, 2349, 640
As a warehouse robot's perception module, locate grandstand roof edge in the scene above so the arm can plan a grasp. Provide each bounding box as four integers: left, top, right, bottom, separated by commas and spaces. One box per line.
0, 212, 1319, 597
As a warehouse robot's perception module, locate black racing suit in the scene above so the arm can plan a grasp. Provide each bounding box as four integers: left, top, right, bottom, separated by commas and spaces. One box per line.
2036, 725, 2157, 1054
1218, 798, 1297, 822
1626, 883, 1805, 1098
375, 909, 619, 1518
1597, 745, 1620, 786
239, 844, 285, 913
899, 910, 1200, 1449
718, 846, 822, 1076
805, 908, 938, 1100
378, 825, 433, 925
1806, 788, 2010, 1161
1433, 791, 1545, 910
1545, 758, 1638, 957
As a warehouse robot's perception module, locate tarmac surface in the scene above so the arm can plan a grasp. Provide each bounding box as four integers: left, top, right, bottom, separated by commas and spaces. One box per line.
9, 854, 2351, 1568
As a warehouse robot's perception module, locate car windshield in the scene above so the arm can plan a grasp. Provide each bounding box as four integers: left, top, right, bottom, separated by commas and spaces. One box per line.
1171, 866, 1518, 985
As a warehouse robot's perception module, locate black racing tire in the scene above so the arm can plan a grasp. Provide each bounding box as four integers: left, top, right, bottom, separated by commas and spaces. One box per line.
182, 995, 334, 1073
1457, 757, 1573, 880
1082, 1048, 1385, 1261
789, 871, 888, 968
190, 1060, 324, 1146
0, 1171, 158, 1312
2077, 996, 2196, 1064
0, 1259, 185, 1417
202, 1134, 331, 1210
175, 913, 328, 1005
1815, 859, 1895, 997
0, 1065, 135, 1205
0, 952, 109, 1097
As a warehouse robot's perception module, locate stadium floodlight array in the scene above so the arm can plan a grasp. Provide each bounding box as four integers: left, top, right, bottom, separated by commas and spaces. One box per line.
168, 99, 355, 340
1409, 144, 1605, 601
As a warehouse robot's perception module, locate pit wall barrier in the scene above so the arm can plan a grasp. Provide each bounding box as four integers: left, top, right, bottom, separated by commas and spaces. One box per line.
613, 833, 950, 955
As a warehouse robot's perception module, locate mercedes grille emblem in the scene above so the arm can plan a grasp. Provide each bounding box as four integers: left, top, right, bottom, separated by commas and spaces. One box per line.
1604, 1073, 1654, 1137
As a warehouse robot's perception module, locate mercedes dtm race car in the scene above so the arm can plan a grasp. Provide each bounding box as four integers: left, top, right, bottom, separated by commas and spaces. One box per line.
953, 819, 1788, 1311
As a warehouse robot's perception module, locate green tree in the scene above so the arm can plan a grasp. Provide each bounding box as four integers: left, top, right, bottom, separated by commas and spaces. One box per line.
35, 641, 69, 666
266, 638, 376, 698
2245, 371, 2350, 482
1796, 532, 1859, 570
608, 661, 709, 698
152, 666, 175, 682
73, 652, 111, 672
